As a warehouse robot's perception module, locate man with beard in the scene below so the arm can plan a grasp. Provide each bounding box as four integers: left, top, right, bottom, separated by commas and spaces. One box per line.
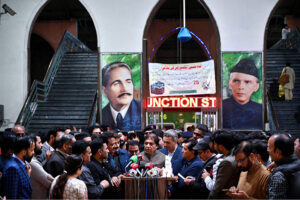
185, 140, 217, 199
102, 132, 130, 173
87, 138, 123, 199
30, 134, 54, 199
102, 62, 141, 130
226, 141, 270, 199
73, 140, 110, 199
2, 136, 35, 199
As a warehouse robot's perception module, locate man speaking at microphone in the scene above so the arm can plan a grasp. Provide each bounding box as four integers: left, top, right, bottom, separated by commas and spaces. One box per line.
140, 134, 172, 174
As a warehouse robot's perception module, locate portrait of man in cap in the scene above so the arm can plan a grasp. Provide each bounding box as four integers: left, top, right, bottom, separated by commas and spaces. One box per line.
222, 56, 262, 130
101, 54, 141, 131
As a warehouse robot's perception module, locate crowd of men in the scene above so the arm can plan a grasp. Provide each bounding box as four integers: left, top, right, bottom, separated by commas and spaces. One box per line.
0, 124, 300, 199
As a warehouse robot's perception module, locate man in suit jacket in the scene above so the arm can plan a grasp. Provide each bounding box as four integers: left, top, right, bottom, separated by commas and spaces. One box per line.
102, 62, 141, 130
87, 138, 122, 199
36, 127, 64, 166
44, 133, 75, 177
171, 139, 203, 199
102, 132, 130, 173
187, 140, 217, 199
2, 136, 35, 199
159, 129, 184, 175
30, 134, 54, 199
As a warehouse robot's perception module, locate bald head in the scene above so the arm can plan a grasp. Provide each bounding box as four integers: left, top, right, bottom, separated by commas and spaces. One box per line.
13, 125, 25, 137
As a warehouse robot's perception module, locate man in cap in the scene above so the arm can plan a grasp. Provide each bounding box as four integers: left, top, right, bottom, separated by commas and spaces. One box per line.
182, 131, 194, 140
223, 58, 262, 129
102, 62, 141, 130
184, 139, 217, 199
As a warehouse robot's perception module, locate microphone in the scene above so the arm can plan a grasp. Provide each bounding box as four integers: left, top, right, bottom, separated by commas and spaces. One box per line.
137, 155, 143, 165
143, 163, 153, 177
132, 163, 142, 176
147, 167, 160, 177
129, 169, 138, 178
125, 155, 138, 170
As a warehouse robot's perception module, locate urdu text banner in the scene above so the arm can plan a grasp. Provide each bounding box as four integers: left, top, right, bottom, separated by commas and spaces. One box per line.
149, 60, 216, 96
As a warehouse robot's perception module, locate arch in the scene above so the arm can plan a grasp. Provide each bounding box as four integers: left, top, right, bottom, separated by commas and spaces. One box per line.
25, 0, 100, 91
142, 0, 221, 128
148, 26, 212, 64
29, 33, 55, 86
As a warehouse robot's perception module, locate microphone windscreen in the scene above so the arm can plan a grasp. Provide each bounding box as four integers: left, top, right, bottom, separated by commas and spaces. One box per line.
130, 155, 138, 163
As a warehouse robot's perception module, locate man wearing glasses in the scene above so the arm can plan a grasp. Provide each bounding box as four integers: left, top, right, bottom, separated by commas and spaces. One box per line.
226, 141, 270, 199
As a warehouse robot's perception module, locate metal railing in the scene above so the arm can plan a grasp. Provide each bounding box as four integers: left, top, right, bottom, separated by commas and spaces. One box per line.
271, 28, 300, 52
266, 90, 279, 131
16, 31, 91, 128
87, 91, 98, 128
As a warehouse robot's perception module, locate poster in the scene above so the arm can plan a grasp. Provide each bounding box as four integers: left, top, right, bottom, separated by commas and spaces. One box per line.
222, 52, 263, 130
149, 60, 216, 96
101, 53, 141, 130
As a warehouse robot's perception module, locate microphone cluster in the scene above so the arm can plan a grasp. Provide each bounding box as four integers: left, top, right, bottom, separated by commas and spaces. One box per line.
125, 155, 163, 178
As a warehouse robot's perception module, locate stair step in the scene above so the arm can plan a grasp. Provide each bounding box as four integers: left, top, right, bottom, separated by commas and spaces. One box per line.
37, 107, 92, 111
48, 88, 96, 93
46, 96, 95, 101
30, 119, 88, 124
35, 110, 90, 115
38, 102, 93, 107
28, 124, 88, 129
32, 115, 89, 120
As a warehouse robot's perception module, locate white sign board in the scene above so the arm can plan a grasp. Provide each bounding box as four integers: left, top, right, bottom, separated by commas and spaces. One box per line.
149, 60, 216, 96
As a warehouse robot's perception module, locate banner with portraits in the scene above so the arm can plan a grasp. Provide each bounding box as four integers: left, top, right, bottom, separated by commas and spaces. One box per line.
222, 52, 263, 130
149, 60, 216, 96
100, 53, 141, 130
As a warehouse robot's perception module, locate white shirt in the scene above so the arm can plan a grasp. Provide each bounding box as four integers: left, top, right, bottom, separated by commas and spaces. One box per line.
282, 28, 290, 39
167, 145, 178, 160
110, 104, 130, 124
204, 154, 224, 191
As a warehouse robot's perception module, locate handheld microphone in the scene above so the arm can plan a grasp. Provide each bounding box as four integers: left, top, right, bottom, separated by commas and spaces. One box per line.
137, 155, 143, 164
132, 163, 142, 176
143, 163, 153, 177
125, 155, 138, 170
147, 168, 159, 177
129, 169, 138, 178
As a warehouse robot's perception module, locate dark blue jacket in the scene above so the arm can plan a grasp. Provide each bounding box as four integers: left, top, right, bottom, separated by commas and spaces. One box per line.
223, 96, 262, 129
160, 146, 184, 175
2, 157, 32, 199
108, 149, 130, 174
171, 156, 203, 198
178, 156, 203, 188
102, 99, 141, 130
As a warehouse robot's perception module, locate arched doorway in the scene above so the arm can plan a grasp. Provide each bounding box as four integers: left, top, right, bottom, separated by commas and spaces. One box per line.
143, 0, 220, 130
30, 34, 54, 86
28, 0, 97, 86
264, 0, 300, 134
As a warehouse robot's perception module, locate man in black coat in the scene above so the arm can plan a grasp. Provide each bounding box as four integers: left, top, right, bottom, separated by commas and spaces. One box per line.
44, 134, 75, 177
87, 138, 123, 199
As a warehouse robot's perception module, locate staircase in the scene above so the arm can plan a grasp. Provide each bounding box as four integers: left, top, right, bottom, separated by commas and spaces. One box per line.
27, 52, 98, 134
266, 49, 300, 136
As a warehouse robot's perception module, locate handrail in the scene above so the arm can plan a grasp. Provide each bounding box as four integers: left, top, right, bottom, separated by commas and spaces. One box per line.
266, 90, 280, 130
87, 90, 98, 128
270, 28, 300, 51
16, 31, 91, 128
